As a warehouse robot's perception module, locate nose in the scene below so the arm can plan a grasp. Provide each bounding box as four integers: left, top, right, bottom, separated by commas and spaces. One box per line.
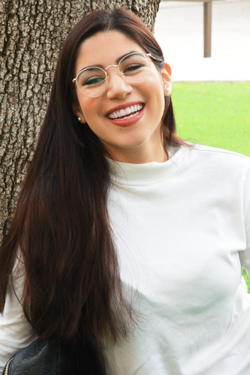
105, 67, 132, 100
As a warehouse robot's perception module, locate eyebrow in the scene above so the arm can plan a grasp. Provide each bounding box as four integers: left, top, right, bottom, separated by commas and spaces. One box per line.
77, 50, 139, 72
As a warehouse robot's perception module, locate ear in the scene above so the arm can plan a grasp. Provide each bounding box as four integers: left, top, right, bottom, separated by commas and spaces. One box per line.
161, 63, 172, 97
72, 103, 86, 124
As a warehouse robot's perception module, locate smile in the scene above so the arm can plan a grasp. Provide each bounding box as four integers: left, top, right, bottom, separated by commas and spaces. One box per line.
108, 104, 143, 120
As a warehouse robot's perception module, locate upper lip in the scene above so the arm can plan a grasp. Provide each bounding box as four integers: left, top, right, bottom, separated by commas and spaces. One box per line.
105, 101, 144, 117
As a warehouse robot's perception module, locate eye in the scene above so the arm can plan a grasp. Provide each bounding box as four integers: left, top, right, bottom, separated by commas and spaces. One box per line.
120, 53, 149, 77
77, 68, 106, 88
123, 64, 144, 74
84, 76, 105, 86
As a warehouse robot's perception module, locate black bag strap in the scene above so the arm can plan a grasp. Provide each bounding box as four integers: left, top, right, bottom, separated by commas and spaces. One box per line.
3, 337, 105, 375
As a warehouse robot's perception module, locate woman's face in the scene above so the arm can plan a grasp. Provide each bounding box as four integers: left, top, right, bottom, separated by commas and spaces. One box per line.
73, 30, 171, 163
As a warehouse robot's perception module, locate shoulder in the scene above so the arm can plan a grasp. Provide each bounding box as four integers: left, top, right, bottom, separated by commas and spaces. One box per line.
184, 143, 250, 174
191, 144, 249, 161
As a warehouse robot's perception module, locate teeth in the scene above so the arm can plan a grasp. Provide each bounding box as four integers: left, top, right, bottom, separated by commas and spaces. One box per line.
125, 107, 131, 115
122, 113, 137, 120
108, 104, 143, 119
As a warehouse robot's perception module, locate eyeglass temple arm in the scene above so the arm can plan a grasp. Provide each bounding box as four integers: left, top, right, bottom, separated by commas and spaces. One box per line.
146, 53, 164, 62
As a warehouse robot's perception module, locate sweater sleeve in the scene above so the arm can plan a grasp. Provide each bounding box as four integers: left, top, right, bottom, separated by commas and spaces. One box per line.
0, 254, 37, 372
239, 161, 250, 276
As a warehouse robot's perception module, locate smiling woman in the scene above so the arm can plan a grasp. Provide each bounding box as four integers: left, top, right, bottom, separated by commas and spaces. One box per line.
1, 7, 250, 375
72, 30, 172, 163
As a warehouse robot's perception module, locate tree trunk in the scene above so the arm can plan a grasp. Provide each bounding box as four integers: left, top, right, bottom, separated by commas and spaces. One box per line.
0, 0, 160, 243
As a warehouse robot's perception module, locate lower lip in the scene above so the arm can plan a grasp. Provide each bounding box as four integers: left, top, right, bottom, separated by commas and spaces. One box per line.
107, 106, 145, 127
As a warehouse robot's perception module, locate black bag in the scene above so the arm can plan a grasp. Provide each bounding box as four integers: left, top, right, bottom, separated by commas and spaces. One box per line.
2, 337, 105, 375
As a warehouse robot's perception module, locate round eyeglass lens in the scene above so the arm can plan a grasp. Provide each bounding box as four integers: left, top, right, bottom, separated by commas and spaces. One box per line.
76, 67, 107, 98
119, 53, 151, 83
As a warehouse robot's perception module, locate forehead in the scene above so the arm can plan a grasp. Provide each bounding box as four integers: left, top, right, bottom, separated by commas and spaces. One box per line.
75, 30, 145, 73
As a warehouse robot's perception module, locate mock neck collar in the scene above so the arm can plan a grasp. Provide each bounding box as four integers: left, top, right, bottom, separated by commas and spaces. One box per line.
107, 146, 186, 186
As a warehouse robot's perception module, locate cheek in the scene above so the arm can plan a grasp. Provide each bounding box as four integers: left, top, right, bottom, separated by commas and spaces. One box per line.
146, 76, 165, 103
148, 82, 165, 113
78, 97, 98, 121
79, 103, 106, 138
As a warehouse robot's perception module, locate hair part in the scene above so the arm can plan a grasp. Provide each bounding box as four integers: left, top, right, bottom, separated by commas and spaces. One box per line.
0, 8, 186, 346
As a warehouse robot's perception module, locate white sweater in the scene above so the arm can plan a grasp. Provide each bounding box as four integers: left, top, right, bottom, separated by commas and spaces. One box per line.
1, 144, 250, 374
102, 144, 250, 375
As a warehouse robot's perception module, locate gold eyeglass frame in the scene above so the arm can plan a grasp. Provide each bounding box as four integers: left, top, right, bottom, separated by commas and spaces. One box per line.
72, 52, 161, 98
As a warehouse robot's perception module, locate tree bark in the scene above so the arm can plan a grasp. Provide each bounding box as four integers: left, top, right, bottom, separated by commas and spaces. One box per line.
0, 0, 160, 243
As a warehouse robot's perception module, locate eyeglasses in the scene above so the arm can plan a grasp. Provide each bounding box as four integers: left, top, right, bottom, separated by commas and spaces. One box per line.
72, 52, 160, 98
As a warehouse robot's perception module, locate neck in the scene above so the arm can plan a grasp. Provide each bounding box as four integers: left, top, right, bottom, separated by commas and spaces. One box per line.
105, 141, 168, 164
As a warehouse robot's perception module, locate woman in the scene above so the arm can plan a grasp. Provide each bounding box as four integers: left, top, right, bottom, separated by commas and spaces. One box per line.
1, 7, 250, 375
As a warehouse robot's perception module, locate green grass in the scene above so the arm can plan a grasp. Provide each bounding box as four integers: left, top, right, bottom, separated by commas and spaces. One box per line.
242, 268, 250, 293
171, 82, 250, 289
172, 82, 250, 156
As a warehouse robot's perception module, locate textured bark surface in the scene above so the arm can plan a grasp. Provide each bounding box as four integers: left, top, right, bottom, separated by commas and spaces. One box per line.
0, 0, 160, 243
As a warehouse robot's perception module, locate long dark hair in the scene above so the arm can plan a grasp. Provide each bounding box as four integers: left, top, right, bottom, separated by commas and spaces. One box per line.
0, 8, 184, 345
